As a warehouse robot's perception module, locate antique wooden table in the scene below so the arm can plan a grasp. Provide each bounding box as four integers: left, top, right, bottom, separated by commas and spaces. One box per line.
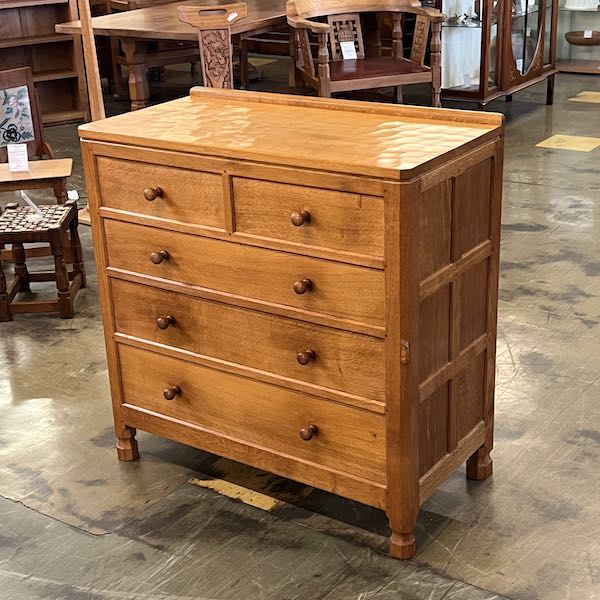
56, 0, 286, 110
80, 87, 504, 559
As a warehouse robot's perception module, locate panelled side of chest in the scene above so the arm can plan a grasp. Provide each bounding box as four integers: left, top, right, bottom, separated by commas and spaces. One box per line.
384, 138, 504, 559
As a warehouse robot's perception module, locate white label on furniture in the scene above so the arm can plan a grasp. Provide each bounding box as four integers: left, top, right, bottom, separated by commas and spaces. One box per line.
584, 30, 593, 38
67, 190, 80, 201
227, 11, 238, 22
7, 143, 29, 172
340, 41, 358, 60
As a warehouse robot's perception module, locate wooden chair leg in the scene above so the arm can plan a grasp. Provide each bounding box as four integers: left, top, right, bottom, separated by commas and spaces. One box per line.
52, 179, 68, 204
69, 215, 86, 289
50, 231, 73, 319
12, 243, 31, 293
0, 258, 10, 322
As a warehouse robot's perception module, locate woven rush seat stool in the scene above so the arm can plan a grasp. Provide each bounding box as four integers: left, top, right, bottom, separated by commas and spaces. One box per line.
0, 200, 85, 321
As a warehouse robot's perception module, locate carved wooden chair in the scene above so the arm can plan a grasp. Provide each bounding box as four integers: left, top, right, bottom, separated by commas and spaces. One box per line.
0, 67, 73, 261
178, 2, 247, 89
287, 0, 446, 106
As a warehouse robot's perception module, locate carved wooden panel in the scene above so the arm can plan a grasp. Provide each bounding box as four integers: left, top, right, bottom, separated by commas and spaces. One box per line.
198, 29, 234, 89
410, 15, 430, 65
327, 12, 365, 61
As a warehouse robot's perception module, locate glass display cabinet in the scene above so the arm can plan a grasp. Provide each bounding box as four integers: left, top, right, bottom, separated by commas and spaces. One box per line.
556, 0, 600, 73
435, 0, 559, 106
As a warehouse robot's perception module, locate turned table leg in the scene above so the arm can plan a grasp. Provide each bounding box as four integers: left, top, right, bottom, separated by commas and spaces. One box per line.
52, 179, 68, 204
121, 39, 150, 111
116, 427, 139, 462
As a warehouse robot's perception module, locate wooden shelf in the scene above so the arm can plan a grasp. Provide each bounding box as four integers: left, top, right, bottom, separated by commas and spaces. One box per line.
0, 33, 73, 49
558, 59, 600, 74
0, 0, 89, 125
42, 109, 85, 125
0, 0, 68, 8
33, 69, 79, 83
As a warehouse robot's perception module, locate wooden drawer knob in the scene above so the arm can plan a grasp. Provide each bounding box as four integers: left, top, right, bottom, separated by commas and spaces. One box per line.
163, 385, 181, 401
297, 349, 316, 365
291, 210, 310, 226
156, 315, 175, 329
300, 424, 318, 441
150, 250, 169, 264
293, 278, 313, 295
144, 187, 164, 201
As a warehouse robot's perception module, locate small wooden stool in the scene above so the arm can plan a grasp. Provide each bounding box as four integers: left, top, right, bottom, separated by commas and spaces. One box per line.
0, 200, 86, 321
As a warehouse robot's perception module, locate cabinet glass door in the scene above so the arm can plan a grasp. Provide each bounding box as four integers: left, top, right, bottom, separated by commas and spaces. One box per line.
511, 0, 544, 73
440, 0, 502, 93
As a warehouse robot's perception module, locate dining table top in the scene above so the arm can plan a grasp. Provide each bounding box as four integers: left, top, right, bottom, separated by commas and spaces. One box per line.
55, 0, 287, 41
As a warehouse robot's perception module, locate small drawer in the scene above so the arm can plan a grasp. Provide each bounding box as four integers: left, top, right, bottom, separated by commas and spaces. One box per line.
112, 279, 385, 403
96, 156, 225, 230
105, 220, 384, 326
233, 178, 384, 258
118, 344, 386, 484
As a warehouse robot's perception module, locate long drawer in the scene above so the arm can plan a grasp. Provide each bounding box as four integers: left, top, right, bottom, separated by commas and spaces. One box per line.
97, 156, 225, 230
111, 279, 385, 404
104, 220, 384, 326
118, 344, 386, 484
232, 178, 384, 258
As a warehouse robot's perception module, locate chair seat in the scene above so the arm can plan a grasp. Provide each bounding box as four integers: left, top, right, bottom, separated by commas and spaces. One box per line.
0, 158, 73, 184
330, 56, 430, 82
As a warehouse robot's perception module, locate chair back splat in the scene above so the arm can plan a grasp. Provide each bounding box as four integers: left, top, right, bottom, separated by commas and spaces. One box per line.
178, 3, 248, 89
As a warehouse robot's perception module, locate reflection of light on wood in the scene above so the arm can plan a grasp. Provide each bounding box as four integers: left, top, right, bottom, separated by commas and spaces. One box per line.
536, 134, 600, 152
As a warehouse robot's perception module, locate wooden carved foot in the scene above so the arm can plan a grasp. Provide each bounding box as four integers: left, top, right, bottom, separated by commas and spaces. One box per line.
388, 531, 416, 560
467, 447, 492, 481
116, 430, 139, 462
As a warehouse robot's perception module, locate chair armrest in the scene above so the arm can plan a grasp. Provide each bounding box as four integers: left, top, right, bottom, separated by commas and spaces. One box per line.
287, 1, 330, 33
402, 6, 446, 23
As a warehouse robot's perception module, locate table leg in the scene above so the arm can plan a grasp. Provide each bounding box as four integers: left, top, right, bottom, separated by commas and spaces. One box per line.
121, 39, 150, 111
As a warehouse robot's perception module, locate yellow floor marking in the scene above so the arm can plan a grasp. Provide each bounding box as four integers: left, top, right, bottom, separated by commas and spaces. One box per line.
188, 459, 313, 512
536, 134, 600, 152
568, 91, 600, 104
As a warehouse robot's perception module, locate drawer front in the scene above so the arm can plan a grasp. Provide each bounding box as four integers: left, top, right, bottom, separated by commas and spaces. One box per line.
233, 178, 384, 257
119, 345, 386, 483
112, 279, 385, 403
97, 156, 225, 230
105, 220, 384, 325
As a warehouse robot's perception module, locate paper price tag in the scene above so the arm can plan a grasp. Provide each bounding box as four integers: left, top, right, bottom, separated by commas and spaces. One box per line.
584, 29, 593, 39
340, 41, 357, 60
7, 144, 29, 172
227, 11, 238, 22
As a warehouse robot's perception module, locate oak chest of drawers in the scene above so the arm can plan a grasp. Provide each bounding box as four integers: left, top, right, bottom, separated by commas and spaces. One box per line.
80, 88, 504, 559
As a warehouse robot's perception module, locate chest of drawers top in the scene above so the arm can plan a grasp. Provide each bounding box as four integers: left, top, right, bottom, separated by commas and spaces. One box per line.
79, 87, 503, 181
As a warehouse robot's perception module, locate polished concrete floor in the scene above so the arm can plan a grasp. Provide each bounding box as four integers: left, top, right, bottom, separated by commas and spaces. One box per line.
1, 63, 600, 600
